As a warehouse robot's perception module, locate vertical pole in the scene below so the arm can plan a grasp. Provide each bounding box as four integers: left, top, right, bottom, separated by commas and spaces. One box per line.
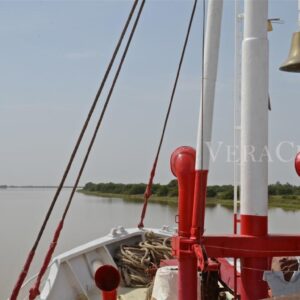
240, 0, 269, 299
233, 3, 242, 297
191, 0, 223, 240
171, 147, 197, 300
195, 0, 223, 172
233, 0, 242, 228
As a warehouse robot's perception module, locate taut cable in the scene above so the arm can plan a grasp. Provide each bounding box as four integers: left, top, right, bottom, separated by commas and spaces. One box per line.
9, 1, 138, 299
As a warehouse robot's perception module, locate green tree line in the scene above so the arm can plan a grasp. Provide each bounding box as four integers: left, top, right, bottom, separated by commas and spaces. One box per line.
83, 181, 300, 199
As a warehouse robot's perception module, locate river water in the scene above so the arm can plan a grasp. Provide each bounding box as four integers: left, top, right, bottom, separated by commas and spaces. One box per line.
1, 188, 300, 298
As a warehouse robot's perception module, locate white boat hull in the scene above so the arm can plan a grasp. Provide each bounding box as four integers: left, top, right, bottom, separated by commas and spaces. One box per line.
19, 226, 174, 300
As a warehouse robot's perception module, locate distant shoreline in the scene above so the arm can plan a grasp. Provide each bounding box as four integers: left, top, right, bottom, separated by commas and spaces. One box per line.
78, 189, 178, 205
78, 190, 300, 211
0, 186, 82, 189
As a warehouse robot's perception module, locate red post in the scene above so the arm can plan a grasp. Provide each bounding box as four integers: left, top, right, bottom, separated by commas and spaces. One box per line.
171, 146, 198, 300
94, 264, 120, 300
101, 291, 118, 300
191, 170, 208, 240
171, 147, 196, 237
240, 215, 269, 300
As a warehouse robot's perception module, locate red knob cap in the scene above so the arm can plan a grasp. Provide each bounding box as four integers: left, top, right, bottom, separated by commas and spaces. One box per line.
295, 152, 300, 177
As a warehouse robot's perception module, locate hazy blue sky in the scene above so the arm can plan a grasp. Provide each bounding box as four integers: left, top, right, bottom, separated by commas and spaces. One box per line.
0, 0, 299, 186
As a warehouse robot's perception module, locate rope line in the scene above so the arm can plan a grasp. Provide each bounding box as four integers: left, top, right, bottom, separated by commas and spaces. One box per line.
9, 2, 139, 299
206, 244, 300, 254
28, 1, 146, 299
138, 0, 198, 229
231, 261, 299, 274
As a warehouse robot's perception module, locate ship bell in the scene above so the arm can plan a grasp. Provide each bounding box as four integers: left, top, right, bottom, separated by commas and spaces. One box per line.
279, 31, 300, 72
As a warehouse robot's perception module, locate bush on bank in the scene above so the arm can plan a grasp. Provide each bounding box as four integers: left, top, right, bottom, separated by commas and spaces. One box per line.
82, 181, 300, 199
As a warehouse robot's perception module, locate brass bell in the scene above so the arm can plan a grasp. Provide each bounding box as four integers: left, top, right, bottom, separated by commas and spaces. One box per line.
279, 31, 300, 72
267, 20, 273, 32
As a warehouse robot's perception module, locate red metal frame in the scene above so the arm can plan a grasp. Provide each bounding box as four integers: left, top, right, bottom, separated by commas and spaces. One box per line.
191, 170, 208, 240
218, 257, 241, 295
171, 146, 300, 300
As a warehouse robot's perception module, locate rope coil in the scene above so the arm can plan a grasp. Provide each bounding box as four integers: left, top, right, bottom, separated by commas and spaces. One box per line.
115, 232, 172, 288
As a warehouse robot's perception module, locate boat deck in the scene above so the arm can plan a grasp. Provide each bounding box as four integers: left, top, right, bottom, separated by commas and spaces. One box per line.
18, 227, 174, 300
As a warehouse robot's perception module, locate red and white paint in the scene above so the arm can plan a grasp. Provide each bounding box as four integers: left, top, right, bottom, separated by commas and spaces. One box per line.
240, 0, 269, 299
193, 0, 223, 240
195, 0, 223, 172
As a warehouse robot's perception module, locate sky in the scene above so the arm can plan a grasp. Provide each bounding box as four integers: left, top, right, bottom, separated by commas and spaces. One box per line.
0, 0, 299, 186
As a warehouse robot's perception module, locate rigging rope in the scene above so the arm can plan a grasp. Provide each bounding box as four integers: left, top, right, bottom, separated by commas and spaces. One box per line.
28, 1, 146, 299
138, 0, 198, 229
9, 2, 139, 299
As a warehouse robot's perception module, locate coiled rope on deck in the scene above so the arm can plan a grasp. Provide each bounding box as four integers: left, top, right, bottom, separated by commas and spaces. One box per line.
9, 1, 142, 299
115, 232, 172, 288
138, 0, 198, 229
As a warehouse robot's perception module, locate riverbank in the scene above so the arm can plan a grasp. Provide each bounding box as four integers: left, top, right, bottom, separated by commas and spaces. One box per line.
78, 190, 300, 210
78, 190, 178, 205
79, 190, 235, 207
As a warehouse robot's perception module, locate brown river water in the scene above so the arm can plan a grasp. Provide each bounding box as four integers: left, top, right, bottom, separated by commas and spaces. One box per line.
1, 188, 300, 298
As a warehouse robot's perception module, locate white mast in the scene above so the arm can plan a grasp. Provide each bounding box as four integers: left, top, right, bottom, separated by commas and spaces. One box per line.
191, 0, 223, 240
239, 1, 269, 298
195, 0, 223, 171
240, 0, 269, 222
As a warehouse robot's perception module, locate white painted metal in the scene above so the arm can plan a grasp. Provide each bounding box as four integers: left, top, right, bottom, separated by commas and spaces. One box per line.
17, 227, 174, 300
195, 0, 223, 171
233, 0, 243, 216
152, 266, 202, 300
92, 260, 103, 275
240, 0, 269, 216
